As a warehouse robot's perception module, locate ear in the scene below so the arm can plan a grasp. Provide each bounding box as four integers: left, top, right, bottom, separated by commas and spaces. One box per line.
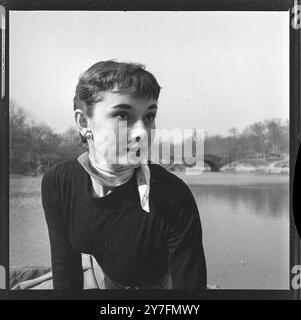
74, 109, 89, 135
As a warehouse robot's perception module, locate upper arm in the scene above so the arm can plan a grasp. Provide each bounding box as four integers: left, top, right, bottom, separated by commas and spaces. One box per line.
165, 184, 207, 289
41, 168, 83, 290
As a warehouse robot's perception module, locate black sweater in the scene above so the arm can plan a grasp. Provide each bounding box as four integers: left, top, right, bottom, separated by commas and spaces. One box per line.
41, 159, 207, 290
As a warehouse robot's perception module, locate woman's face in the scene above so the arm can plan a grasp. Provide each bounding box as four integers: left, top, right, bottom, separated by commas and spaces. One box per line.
87, 88, 158, 166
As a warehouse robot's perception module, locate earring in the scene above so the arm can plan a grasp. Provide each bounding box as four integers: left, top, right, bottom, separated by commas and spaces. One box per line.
85, 128, 93, 140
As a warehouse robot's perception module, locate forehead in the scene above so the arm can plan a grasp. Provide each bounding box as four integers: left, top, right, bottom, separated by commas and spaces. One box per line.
99, 88, 157, 108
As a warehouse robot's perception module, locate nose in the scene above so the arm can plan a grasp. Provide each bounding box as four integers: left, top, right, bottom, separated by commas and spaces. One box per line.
129, 120, 147, 143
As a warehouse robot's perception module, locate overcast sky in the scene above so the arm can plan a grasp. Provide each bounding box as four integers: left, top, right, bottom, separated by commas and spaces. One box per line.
10, 11, 289, 136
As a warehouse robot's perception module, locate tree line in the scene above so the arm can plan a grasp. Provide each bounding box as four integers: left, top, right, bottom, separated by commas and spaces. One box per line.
204, 119, 289, 166
10, 101, 84, 175
9, 101, 289, 175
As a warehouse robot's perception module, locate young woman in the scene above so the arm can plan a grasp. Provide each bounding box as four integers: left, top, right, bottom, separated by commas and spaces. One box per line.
41, 60, 207, 290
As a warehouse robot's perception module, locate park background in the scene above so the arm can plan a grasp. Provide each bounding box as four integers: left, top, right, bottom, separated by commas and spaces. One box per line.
9, 11, 289, 289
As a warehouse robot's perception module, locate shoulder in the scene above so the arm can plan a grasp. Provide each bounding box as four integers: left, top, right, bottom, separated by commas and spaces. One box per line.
149, 165, 202, 234
149, 164, 192, 203
149, 164, 190, 195
41, 159, 78, 190
41, 159, 80, 213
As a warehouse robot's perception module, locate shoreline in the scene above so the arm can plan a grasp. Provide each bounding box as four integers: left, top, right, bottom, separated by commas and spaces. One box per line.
173, 171, 289, 186
10, 171, 289, 187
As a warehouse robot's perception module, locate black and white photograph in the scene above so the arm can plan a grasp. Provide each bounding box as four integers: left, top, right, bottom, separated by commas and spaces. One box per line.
8, 9, 292, 292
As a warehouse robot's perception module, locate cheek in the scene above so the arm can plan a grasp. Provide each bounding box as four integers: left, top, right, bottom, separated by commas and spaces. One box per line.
148, 121, 156, 135
146, 126, 155, 148
91, 108, 117, 131
115, 121, 129, 143
91, 113, 118, 140
92, 123, 120, 149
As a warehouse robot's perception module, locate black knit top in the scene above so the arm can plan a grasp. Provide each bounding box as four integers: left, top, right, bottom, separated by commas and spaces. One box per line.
41, 159, 207, 290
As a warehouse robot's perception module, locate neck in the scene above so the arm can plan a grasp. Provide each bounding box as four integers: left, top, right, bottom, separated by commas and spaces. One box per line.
77, 151, 135, 188
90, 177, 114, 198
88, 153, 135, 174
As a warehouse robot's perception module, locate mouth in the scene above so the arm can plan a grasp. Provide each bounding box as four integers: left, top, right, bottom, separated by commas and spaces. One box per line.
127, 146, 141, 157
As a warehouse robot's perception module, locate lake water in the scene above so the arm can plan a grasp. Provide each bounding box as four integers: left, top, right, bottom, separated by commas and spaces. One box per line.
179, 172, 290, 290
10, 172, 290, 289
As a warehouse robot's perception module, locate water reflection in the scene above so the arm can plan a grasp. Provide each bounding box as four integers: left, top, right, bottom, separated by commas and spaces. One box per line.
187, 180, 289, 289
190, 183, 289, 219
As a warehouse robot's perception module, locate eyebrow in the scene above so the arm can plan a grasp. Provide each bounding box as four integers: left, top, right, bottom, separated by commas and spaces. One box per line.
111, 104, 158, 110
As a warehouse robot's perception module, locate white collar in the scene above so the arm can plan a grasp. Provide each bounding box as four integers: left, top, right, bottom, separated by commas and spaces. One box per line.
77, 152, 151, 213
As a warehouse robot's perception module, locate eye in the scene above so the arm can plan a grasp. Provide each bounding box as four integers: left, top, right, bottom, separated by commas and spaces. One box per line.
115, 111, 128, 121
145, 112, 156, 122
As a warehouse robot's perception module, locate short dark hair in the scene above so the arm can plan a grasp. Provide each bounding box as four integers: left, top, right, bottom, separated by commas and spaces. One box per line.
73, 60, 161, 146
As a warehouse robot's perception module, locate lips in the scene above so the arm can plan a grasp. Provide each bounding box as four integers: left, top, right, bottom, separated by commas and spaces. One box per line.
127, 146, 141, 157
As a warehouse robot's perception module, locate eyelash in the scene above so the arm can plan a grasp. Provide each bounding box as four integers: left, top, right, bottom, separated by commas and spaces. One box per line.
114, 112, 157, 122
115, 111, 128, 121
145, 113, 157, 122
